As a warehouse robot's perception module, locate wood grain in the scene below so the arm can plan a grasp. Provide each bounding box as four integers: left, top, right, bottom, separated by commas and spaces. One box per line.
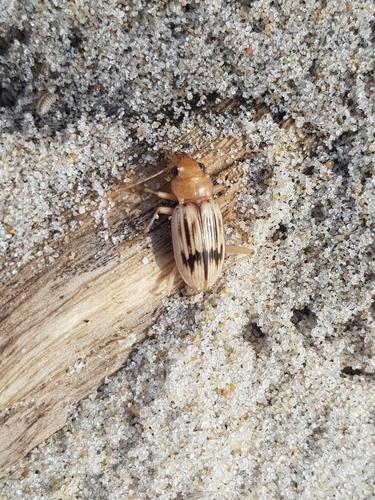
0, 134, 252, 478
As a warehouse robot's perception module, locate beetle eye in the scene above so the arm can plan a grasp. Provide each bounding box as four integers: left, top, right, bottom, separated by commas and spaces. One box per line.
171, 166, 179, 177
198, 163, 206, 172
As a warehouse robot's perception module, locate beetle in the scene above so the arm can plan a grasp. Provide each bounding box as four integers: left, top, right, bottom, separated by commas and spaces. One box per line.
36, 92, 56, 116
131, 152, 254, 294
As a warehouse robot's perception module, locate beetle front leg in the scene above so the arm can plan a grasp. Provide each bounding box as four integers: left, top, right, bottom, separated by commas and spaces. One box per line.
143, 187, 177, 202
143, 206, 174, 234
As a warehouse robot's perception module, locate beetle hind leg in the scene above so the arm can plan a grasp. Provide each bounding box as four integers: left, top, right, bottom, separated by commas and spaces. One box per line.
166, 264, 179, 297
225, 245, 254, 256
223, 245, 254, 275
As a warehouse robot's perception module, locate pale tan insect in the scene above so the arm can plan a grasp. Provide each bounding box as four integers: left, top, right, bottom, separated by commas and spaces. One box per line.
36, 92, 56, 116
131, 152, 253, 294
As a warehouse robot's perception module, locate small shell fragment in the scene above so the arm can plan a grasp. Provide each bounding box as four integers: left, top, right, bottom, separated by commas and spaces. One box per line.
37, 92, 57, 116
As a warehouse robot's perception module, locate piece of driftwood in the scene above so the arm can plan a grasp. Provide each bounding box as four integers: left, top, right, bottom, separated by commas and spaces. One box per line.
0, 131, 255, 478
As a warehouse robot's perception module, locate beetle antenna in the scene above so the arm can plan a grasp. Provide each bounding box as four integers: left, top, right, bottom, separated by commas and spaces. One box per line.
123, 166, 170, 190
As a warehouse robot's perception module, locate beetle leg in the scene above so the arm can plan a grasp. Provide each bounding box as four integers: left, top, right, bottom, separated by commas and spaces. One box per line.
215, 192, 235, 220
223, 246, 254, 274
225, 245, 254, 256
215, 192, 235, 205
143, 187, 178, 202
166, 264, 179, 297
213, 184, 225, 195
143, 206, 174, 234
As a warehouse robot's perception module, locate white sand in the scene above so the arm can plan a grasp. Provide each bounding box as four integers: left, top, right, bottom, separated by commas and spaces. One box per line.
1, 0, 375, 498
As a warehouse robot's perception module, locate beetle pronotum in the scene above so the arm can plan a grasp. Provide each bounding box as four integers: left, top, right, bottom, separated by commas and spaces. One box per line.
129, 152, 254, 294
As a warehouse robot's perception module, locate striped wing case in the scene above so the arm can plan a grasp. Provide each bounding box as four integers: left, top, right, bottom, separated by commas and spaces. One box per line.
171, 200, 225, 292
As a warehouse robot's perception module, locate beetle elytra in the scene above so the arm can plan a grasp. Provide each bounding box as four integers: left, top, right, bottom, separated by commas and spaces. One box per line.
131, 152, 254, 294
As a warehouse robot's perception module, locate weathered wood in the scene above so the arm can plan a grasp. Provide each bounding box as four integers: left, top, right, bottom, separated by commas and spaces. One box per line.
0, 134, 250, 478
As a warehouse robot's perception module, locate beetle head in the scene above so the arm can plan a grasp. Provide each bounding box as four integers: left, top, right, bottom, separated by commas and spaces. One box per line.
170, 153, 206, 180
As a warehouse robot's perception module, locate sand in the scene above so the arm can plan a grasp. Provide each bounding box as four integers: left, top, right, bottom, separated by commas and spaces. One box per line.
1, 0, 375, 498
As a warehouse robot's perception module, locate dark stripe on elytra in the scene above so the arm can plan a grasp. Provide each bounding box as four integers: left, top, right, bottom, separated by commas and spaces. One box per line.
181, 245, 224, 276
212, 213, 218, 243
183, 216, 192, 252
202, 249, 208, 281
209, 246, 223, 265
181, 251, 202, 273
